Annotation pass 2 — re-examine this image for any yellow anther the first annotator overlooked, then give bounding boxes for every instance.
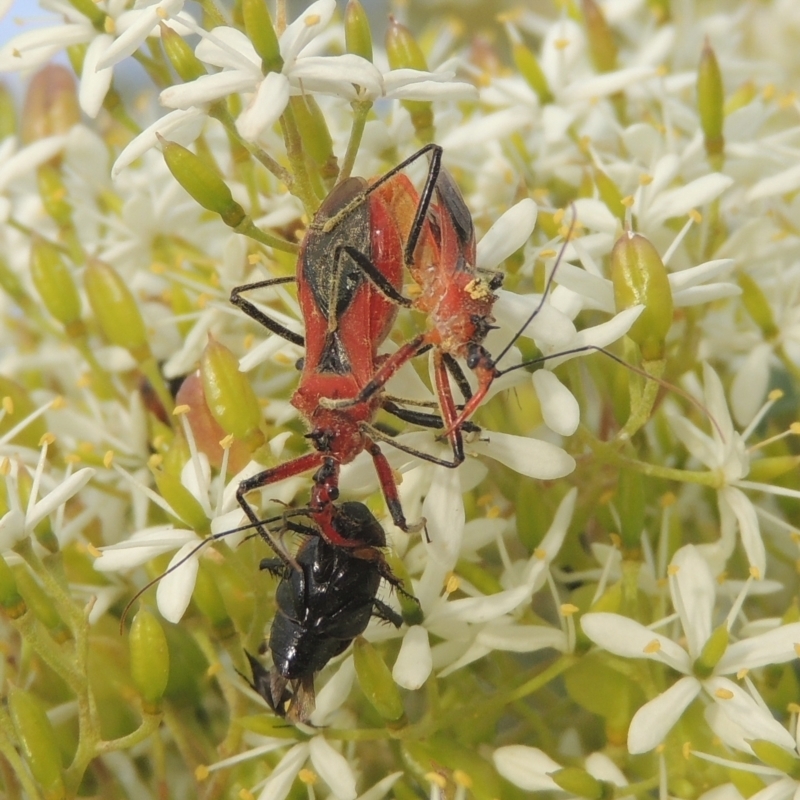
[643,639,662,654]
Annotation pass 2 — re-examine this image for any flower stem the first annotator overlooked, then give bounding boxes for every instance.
[339,101,373,182]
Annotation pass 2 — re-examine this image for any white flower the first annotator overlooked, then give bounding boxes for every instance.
[582,544,800,754]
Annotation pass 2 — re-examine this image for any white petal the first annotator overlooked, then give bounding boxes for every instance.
[477,623,567,653]
[705,677,796,750]
[581,613,690,672]
[392,626,432,690]
[747,162,800,201]
[476,198,538,271]
[717,622,800,674]
[668,414,717,467]
[195,26,259,70]
[722,486,765,577]
[0,135,67,193]
[669,545,715,660]
[561,66,658,102]
[98,0,184,69]
[492,745,561,791]
[28,468,95,530]
[672,283,742,306]
[236,72,290,141]
[646,173,734,225]
[0,509,26,550]
[111,107,206,177]
[532,370,579,436]
[257,743,309,800]
[0,24,91,72]
[161,70,255,109]
[311,657,355,726]
[309,737,357,800]
[422,467,464,570]
[279,0,336,65]
[356,773,403,800]
[93,527,197,571]
[730,343,772,428]
[668,259,735,292]
[469,431,575,480]
[156,541,200,623]
[427,585,532,625]
[627,676,701,753]
[702,362,735,444]
[289,55,383,97]
[79,35,115,118]
[585,753,627,786]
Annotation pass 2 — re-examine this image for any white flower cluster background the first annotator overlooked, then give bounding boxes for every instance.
[1,0,800,798]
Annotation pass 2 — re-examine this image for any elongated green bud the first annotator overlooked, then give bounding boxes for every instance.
[647,0,670,23]
[0,554,26,618]
[354,637,404,721]
[345,0,373,61]
[160,23,205,82]
[617,468,645,550]
[512,42,553,105]
[386,18,433,141]
[151,467,209,533]
[22,65,80,144]
[200,337,264,448]
[192,562,231,630]
[611,232,673,360]
[694,624,729,678]
[0,82,16,139]
[12,565,69,641]
[290,95,336,172]
[749,740,800,777]
[8,685,65,800]
[242,0,283,72]
[67,0,105,26]
[551,768,605,800]
[738,272,777,338]
[37,166,73,227]
[30,238,82,330]
[160,138,246,228]
[698,39,724,163]
[594,168,625,222]
[84,258,149,359]
[130,607,170,713]
[583,0,617,72]
[748,455,800,483]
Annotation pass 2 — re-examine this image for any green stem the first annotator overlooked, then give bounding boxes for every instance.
[279,104,317,215]
[235,217,299,254]
[95,713,162,754]
[339,101,372,182]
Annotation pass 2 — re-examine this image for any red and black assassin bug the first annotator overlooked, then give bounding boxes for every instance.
[244,500,407,723]
[231,145,479,548]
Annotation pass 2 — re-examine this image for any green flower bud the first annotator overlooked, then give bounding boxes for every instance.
[512,42,553,105]
[0,377,48,449]
[582,0,617,73]
[242,0,283,72]
[151,466,209,533]
[67,0,105,26]
[594,168,625,223]
[694,623,729,678]
[37,166,73,227]
[0,255,32,308]
[191,561,231,630]
[84,258,150,359]
[749,740,800,777]
[22,65,80,144]
[0,81,16,140]
[617,468,645,550]
[200,336,264,448]
[748,455,800,483]
[647,0,670,23]
[30,238,82,329]
[386,19,433,142]
[354,637,404,721]
[12,565,69,641]
[0,554,26,618]
[8,685,65,800]
[611,232,673,361]
[130,607,170,713]
[698,39,725,162]
[160,22,205,82]
[161,138,246,228]
[345,0,373,61]
[738,272,778,339]
[290,95,336,173]
[725,81,757,116]
[551,768,604,800]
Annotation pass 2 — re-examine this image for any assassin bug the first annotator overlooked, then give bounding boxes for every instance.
[231,145,481,547]
[244,500,407,722]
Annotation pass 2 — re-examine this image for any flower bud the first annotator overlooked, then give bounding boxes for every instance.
[617,468,645,550]
[550,768,604,800]
[583,0,617,73]
[290,95,336,176]
[610,232,673,361]
[200,337,264,448]
[84,258,149,359]
[749,740,800,776]
[594,168,625,222]
[748,455,800,483]
[386,18,433,141]
[0,81,17,140]
[67,0,105,26]
[647,0,670,23]
[694,623,729,678]
[37,166,73,228]
[725,80,756,116]
[151,467,209,533]
[160,23,205,82]
[191,562,231,631]
[12,564,69,642]
[354,637,404,721]
[698,39,725,162]
[242,0,283,72]
[0,554,26,618]
[160,138,246,228]
[345,0,373,61]
[512,41,553,105]
[738,272,778,338]
[130,607,170,713]
[8,685,66,800]
[22,65,80,144]
[0,376,48,449]
[30,238,82,329]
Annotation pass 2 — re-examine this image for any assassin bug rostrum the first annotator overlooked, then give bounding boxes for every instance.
[244,500,408,723]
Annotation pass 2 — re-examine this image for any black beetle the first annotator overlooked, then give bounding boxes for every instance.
[246,501,408,722]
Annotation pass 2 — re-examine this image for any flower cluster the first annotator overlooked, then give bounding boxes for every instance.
[1,0,800,798]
